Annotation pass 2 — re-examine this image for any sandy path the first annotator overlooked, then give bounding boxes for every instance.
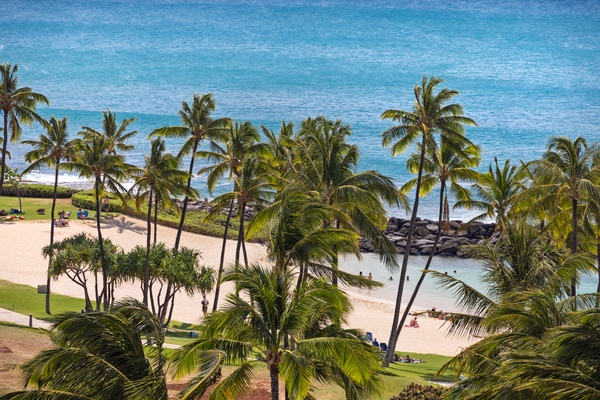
[0,216,478,356]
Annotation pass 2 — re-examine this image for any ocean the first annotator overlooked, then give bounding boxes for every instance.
[2,0,600,305]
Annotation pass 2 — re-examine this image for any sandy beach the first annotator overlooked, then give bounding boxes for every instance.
[0,216,479,357]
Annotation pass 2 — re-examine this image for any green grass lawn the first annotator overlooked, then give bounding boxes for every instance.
[0,197,95,222]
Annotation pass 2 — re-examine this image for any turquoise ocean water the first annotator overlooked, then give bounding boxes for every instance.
[2,0,600,307]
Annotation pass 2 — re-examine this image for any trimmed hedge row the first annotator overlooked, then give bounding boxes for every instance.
[3,184,81,198]
[71,190,243,240]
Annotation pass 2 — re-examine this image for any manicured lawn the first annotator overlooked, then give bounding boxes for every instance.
[0,197,94,222]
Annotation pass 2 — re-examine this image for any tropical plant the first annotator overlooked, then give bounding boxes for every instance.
[380,75,476,366]
[455,157,527,233]
[297,116,403,286]
[526,136,600,296]
[118,244,214,326]
[4,167,23,212]
[65,130,129,310]
[442,292,600,400]
[393,139,480,339]
[22,115,76,314]
[0,298,168,400]
[0,63,49,196]
[128,138,196,306]
[149,93,226,250]
[43,233,120,312]
[428,220,595,338]
[170,264,383,400]
[198,119,265,310]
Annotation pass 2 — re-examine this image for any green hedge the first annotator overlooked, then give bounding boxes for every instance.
[3,184,80,198]
[71,190,250,241]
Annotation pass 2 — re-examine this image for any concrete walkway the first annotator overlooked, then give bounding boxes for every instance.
[0,307,52,329]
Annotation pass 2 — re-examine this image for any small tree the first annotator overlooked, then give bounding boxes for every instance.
[4,167,22,212]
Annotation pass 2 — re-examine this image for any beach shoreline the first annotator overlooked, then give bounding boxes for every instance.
[0,215,479,356]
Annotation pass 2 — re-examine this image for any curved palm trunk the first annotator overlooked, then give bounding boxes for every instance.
[212,201,234,311]
[174,142,198,251]
[94,178,109,311]
[45,164,60,314]
[394,181,446,342]
[383,142,427,367]
[270,364,279,400]
[143,190,153,306]
[0,112,8,196]
[235,201,247,267]
[597,237,600,294]
[571,198,578,297]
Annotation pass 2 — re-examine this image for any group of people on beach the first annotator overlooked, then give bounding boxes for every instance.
[392,354,424,363]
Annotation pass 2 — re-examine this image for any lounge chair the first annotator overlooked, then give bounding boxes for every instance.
[380,342,387,352]
[83,210,89,218]
[365,331,373,342]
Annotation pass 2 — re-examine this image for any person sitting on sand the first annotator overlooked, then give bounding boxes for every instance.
[58,215,69,227]
[372,338,379,348]
[409,317,419,328]
[77,208,85,219]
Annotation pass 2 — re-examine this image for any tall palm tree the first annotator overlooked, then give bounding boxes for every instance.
[149,93,226,250]
[171,264,383,400]
[81,109,137,155]
[22,116,77,314]
[456,157,527,233]
[209,155,272,269]
[0,63,49,196]
[198,119,264,310]
[261,120,297,188]
[528,136,600,296]
[66,132,129,311]
[129,138,196,306]
[1,299,169,400]
[393,139,480,338]
[297,116,403,285]
[380,76,476,366]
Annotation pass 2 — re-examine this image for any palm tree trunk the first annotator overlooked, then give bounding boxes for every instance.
[571,198,578,297]
[383,142,427,367]
[212,201,234,311]
[270,364,279,400]
[174,142,198,251]
[597,236,600,294]
[153,193,159,245]
[94,177,110,311]
[235,201,246,267]
[0,112,8,196]
[395,181,446,342]
[143,190,153,306]
[46,164,60,314]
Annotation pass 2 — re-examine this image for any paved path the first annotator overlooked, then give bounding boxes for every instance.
[0,308,52,329]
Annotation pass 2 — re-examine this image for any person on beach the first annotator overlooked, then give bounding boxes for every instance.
[359,271,363,276]
[368,273,372,280]
[201,295,209,317]
[409,317,419,328]
[372,338,379,348]
[103,196,110,213]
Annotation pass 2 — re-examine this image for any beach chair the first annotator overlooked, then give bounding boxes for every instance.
[365,331,373,342]
[64,211,72,219]
[379,342,387,352]
[83,210,89,218]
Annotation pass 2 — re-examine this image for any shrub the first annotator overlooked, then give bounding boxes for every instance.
[3,184,80,198]
[390,383,447,400]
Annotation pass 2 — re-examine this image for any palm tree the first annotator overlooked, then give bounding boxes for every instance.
[22,116,77,314]
[198,119,264,311]
[149,93,226,250]
[442,292,600,399]
[380,75,476,366]
[1,299,169,399]
[171,264,383,400]
[129,138,196,306]
[456,157,527,233]
[428,220,594,338]
[261,120,297,188]
[81,109,137,155]
[297,116,403,285]
[66,132,129,311]
[0,63,49,196]
[393,139,480,339]
[209,155,272,269]
[528,136,600,296]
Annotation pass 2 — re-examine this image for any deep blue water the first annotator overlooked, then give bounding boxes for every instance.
[2,0,600,304]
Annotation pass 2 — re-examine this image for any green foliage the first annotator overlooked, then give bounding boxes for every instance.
[390,383,447,400]
[2,183,79,198]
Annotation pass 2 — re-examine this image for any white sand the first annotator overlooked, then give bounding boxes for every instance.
[0,216,478,356]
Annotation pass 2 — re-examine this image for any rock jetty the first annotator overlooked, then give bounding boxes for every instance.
[359,217,498,258]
